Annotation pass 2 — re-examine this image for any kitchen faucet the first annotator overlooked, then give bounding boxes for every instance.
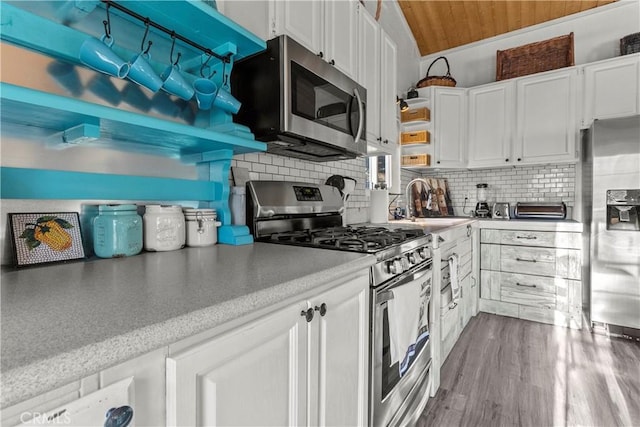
[405,178,430,221]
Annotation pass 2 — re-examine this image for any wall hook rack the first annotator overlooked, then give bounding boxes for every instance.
[101,0,231,64]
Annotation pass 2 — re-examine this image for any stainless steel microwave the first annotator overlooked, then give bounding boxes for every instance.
[231,35,367,162]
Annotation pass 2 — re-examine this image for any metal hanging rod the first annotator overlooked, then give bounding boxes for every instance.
[100,0,230,63]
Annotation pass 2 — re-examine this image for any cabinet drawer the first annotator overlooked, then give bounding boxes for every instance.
[500,245,581,279]
[401,130,430,145]
[401,107,430,123]
[481,229,581,249]
[402,154,430,166]
[499,230,581,249]
[501,283,556,309]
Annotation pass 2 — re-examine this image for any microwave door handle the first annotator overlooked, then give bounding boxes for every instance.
[353,87,364,144]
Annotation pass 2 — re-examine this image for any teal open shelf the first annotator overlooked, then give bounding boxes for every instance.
[0,83,266,158]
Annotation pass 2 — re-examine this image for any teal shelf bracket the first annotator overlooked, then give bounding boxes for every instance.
[190,149,253,246]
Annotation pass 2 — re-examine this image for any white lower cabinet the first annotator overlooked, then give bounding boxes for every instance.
[479,228,582,329]
[2,349,166,427]
[436,224,475,367]
[166,271,369,426]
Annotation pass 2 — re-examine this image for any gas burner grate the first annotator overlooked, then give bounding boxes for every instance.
[266,225,427,253]
[270,231,310,243]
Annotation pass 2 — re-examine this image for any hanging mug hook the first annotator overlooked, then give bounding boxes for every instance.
[200,53,216,79]
[140,20,152,54]
[102,3,112,40]
[168,33,183,66]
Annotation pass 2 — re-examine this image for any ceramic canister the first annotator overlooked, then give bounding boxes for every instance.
[143,205,186,251]
[93,204,143,258]
[183,208,221,247]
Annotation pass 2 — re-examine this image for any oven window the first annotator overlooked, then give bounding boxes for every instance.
[290,61,358,137]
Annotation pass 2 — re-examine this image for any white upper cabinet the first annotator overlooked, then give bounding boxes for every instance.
[358,7,397,155]
[274,0,323,55]
[358,6,381,149]
[433,87,467,168]
[274,0,358,80]
[582,53,640,128]
[514,68,578,165]
[324,0,359,79]
[467,82,515,168]
[380,30,399,149]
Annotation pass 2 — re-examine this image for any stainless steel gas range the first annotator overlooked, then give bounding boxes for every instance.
[247,180,434,426]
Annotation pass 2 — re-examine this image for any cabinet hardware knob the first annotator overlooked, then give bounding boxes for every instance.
[330,59,335,65]
[377,137,382,141]
[301,308,314,322]
[383,139,388,144]
[314,303,327,316]
[517,158,522,161]
[437,161,440,164]
[318,51,324,58]
[505,158,509,162]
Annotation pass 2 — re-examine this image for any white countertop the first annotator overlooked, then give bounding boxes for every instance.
[0,243,375,408]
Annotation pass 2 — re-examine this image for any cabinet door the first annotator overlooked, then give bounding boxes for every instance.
[515,69,578,164]
[467,82,514,168]
[275,0,322,55]
[380,30,398,148]
[309,273,369,427]
[324,0,358,80]
[583,54,640,128]
[357,5,381,147]
[167,301,308,426]
[433,88,467,168]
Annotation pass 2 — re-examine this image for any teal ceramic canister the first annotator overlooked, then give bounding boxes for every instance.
[93,204,143,258]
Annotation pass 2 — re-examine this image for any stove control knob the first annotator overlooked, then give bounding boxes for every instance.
[408,252,417,264]
[388,259,403,274]
[401,257,411,270]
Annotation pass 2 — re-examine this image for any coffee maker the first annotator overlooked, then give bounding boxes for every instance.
[475,183,491,218]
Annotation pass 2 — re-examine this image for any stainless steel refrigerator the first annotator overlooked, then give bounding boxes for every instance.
[582,115,640,335]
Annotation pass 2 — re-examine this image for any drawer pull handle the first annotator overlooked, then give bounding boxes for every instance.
[516,282,537,288]
[516,257,537,263]
[516,235,537,240]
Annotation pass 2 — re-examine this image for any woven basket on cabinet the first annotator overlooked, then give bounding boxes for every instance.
[496,32,574,81]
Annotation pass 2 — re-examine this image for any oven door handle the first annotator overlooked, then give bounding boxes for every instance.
[378,290,394,303]
[377,261,433,298]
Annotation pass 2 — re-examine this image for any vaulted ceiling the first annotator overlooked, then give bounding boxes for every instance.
[397,0,617,56]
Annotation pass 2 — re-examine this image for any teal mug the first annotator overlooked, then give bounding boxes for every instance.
[79,35,129,79]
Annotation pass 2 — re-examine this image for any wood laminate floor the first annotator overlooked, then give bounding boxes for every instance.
[418,312,640,426]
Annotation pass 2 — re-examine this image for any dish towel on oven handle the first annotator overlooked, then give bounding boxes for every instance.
[449,253,460,305]
[388,277,432,378]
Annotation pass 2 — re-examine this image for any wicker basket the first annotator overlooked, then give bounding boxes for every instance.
[496,33,574,81]
[401,154,430,167]
[401,130,430,145]
[400,107,430,123]
[621,32,640,55]
[417,57,457,88]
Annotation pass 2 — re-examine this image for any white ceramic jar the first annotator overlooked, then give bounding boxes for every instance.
[143,205,185,251]
[183,208,221,247]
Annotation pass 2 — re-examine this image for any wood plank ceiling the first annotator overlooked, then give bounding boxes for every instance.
[397,0,617,56]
